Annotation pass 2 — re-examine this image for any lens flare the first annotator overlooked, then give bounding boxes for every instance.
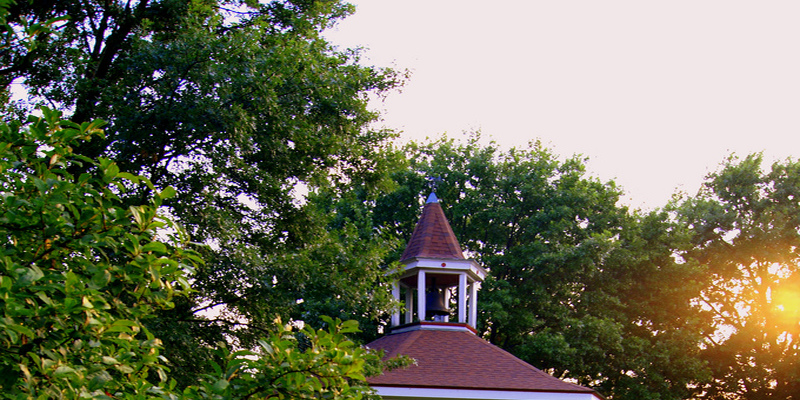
[772,287,800,329]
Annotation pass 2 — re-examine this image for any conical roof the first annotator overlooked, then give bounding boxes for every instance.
[400,193,464,261]
[366,329,598,394]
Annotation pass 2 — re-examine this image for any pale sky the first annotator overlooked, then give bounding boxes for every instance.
[325,1,800,210]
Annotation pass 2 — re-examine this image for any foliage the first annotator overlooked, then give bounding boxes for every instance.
[677,154,800,400]
[3,0,406,384]
[0,107,396,399]
[586,210,713,399]
[0,0,65,90]
[186,316,389,400]
[0,107,196,397]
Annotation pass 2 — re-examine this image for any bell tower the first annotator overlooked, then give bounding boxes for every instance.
[368,193,603,400]
[390,193,486,332]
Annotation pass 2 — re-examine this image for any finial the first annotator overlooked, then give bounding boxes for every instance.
[425,176,443,204]
[426,176,442,190]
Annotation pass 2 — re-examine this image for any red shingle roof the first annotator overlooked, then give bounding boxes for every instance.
[400,197,464,261]
[366,329,596,394]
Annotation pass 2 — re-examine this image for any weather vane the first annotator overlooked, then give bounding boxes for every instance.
[426,176,443,193]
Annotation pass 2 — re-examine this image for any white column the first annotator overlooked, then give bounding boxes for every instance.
[469,281,479,327]
[405,287,413,324]
[458,273,467,323]
[417,270,426,321]
[391,282,400,326]
[443,287,451,323]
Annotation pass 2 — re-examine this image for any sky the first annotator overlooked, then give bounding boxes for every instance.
[324,1,800,210]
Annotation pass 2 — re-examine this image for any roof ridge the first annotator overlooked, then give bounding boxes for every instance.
[470,333,591,391]
[386,329,422,359]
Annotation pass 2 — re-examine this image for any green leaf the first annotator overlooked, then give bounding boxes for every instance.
[129,206,145,229]
[53,365,76,378]
[211,379,229,393]
[18,264,44,285]
[5,324,35,341]
[81,296,94,309]
[115,364,134,374]
[142,242,167,253]
[339,319,360,334]
[158,186,176,200]
[101,356,118,365]
[117,172,138,183]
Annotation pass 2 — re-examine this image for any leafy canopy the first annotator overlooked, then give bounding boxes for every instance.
[3,0,407,383]
[0,106,196,397]
[677,154,800,400]
[0,106,398,399]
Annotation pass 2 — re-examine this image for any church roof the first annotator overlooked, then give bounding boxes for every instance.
[366,329,597,394]
[400,194,465,261]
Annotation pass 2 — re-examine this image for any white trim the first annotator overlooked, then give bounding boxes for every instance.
[443,287,451,322]
[399,269,472,280]
[391,282,401,326]
[469,281,479,327]
[417,270,426,321]
[402,258,487,282]
[375,387,602,400]
[405,288,414,324]
[458,273,468,323]
[389,322,475,335]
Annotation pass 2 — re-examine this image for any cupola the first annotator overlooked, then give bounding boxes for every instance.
[367,192,603,400]
[389,193,486,332]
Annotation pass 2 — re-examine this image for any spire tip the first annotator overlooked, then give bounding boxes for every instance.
[426,192,439,204]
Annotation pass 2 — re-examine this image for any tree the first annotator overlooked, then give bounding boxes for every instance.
[677,154,800,400]
[0,106,398,399]
[585,209,712,399]
[0,107,196,397]
[320,134,713,400]
[4,0,405,383]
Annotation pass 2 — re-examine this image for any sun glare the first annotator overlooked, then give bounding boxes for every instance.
[772,287,800,326]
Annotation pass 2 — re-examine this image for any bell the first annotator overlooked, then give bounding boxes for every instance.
[426,285,450,319]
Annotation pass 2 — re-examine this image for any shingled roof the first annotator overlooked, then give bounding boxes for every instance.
[400,193,464,261]
[366,329,596,394]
